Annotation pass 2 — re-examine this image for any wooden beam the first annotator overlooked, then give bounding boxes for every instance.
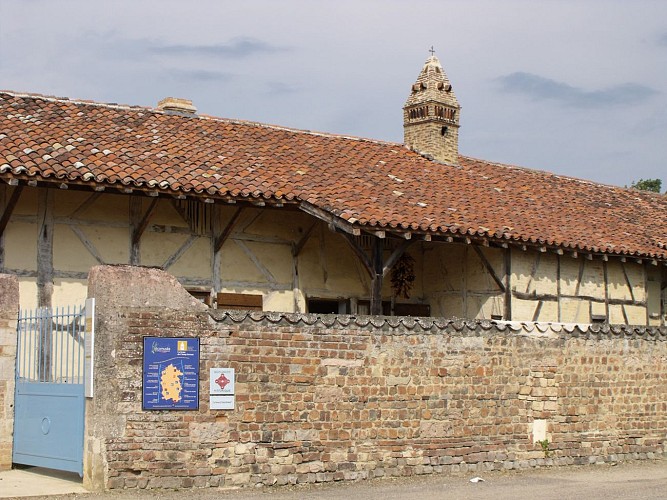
[504,247,512,320]
[293,222,317,258]
[573,259,585,297]
[129,197,142,265]
[0,185,23,238]
[524,252,541,294]
[37,189,54,308]
[132,197,159,245]
[340,232,373,277]
[70,226,105,265]
[364,229,386,239]
[214,207,244,253]
[299,201,360,236]
[212,205,222,292]
[291,242,300,313]
[532,300,544,322]
[512,289,646,307]
[556,254,561,322]
[162,234,198,270]
[621,263,635,300]
[69,192,101,219]
[603,260,610,320]
[472,245,506,293]
[235,240,276,283]
[382,239,414,277]
[370,237,384,315]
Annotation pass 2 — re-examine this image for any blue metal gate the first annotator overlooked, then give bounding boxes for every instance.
[13,305,86,475]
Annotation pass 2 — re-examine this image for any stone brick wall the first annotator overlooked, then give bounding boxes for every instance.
[0,274,19,470]
[85,266,667,490]
[404,119,459,164]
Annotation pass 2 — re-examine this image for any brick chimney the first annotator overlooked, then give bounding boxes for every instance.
[157,97,197,116]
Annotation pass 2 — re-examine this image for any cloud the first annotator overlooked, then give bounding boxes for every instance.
[265,81,300,95]
[166,69,234,82]
[497,72,658,107]
[659,32,667,46]
[149,37,288,58]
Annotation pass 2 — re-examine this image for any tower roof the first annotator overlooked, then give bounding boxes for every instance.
[404,55,460,109]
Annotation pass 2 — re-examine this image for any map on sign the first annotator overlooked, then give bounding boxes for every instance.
[160,361,184,403]
[142,337,199,410]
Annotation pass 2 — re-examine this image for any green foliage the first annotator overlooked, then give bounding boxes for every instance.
[537,439,551,458]
[630,178,662,193]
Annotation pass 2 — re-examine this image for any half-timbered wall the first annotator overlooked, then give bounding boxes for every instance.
[0,185,664,326]
[422,241,662,324]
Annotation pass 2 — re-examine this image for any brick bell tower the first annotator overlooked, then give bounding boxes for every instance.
[403,51,461,164]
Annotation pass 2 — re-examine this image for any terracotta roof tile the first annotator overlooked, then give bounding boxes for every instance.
[1,90,666,260]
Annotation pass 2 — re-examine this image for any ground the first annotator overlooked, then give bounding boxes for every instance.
[4,460,667,500]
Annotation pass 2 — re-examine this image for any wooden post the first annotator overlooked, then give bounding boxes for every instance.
[556,254,561,322]
[129,197,142,265]
[212,205,222,293]
[37,189,54,308]
[504,247,512,320]
[603,260,610,321]
[37,189,54,381]
[370,237,384,315]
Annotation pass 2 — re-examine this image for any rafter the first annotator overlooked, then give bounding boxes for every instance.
[299,201,360,236]
[382,239,414,277]
[214,207,244,253]
[472,245,506,293]
[131,198,159,245]
[0,185,23,238]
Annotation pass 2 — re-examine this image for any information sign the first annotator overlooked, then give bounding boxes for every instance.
[142,337,199,410]
[210,367,235,410]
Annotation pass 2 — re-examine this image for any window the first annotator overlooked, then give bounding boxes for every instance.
[186,287,213,306]
[307,298,350,314]
[357,300,430,317]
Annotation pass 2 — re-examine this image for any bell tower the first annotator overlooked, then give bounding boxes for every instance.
[403,51,460,164]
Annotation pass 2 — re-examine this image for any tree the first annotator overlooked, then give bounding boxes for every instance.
[630,178,662,193]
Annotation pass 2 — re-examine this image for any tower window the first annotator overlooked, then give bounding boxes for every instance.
[441,126,448,136]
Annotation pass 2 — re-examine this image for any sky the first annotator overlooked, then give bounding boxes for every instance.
[0,0,665,188]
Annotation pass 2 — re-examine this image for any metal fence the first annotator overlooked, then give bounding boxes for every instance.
[16,305,86,384]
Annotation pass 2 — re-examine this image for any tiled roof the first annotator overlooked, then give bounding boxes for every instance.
[1,91,666,260]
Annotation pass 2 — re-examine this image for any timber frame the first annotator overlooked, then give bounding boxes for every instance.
[1,175,666,325]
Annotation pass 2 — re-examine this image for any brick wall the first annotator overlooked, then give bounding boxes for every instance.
[0,274,19,470]
[85,266,667,490]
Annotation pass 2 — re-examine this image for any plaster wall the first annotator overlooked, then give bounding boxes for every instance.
[0,187,663,325]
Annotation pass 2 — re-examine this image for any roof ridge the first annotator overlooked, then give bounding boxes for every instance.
[459,154,663,195]
[0,89,407,148]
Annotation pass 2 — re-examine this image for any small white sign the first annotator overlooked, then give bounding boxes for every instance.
[84,297,95,398]
[210,395,235,410]
[210,367,235,410]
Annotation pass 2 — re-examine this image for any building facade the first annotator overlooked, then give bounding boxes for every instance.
[0,55,665,325]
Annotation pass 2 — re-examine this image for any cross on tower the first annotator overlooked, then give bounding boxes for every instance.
[429,46,435,56]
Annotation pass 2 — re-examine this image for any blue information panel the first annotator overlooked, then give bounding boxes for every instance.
[142,337,199,410]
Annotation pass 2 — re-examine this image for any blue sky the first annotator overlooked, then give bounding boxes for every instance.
[1,0,665,188]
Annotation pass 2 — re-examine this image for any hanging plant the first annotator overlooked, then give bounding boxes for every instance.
[391,252,416,299]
